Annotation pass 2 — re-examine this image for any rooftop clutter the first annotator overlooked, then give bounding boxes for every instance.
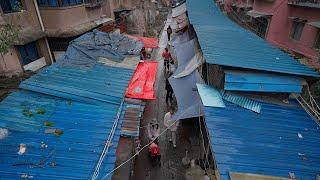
[0,30,142,179]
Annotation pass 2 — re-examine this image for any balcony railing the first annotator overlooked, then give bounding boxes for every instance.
[84,0,104,8]
[288,0,320,8]
[37,0,83,8]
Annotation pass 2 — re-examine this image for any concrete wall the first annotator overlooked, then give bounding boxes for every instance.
[253,0,320,60]
[39,4,106,31]
[0,49,23,77]
[0,0,45,77]
[1,0,42,33]
[107,0,143,19]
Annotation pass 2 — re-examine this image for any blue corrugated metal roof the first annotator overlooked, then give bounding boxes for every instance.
[0,31,137,179]
[0,91,123,179]
[204,100,320,179]
[186,0,320,77]
[20,64,133,106]
[222,91,262,113]
[197,84,225,107]
[224,70,304,93]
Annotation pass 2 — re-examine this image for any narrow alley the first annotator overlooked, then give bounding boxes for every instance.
[133,17,204,180]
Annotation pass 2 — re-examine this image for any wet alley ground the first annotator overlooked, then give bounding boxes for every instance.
[133,18,203,180]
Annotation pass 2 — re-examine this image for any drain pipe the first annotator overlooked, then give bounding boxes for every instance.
[33,0,54,64]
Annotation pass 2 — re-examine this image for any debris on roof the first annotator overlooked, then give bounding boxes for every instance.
[0,30,140,179]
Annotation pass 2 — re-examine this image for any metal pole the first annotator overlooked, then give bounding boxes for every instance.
[33,0,54,64]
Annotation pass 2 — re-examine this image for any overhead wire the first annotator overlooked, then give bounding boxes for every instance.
[101,113,180,180]
[91,99,125,180]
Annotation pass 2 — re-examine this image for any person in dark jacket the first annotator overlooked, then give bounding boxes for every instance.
[165,78,173,105]
[140,47,147,60]
[167,26,172,41]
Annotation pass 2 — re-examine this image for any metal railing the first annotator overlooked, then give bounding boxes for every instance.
[288,0,320,6]
[84,0,104,7]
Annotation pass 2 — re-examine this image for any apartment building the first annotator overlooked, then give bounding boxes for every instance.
[0,0,120,77]
[220,0,320,66]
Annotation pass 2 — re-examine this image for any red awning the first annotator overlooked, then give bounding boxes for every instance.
[126,34,159,48]
[126,61,158,100]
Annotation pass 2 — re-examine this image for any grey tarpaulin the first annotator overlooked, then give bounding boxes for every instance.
[169,38,204,120]
[169,70,204,120]
[57,30,144,68]
[170,30,190,47]
[173,39,205,78]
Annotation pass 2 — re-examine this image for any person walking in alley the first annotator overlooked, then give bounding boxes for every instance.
[167,25,172,41]
[164,107,179,148]
[140,47,147,60]
[165,78,173,105]
[147,120,160,142]
[162,47,172,72]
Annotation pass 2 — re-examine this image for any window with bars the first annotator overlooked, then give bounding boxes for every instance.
[37,0,83,7]
[291,21,305,40]
[0,0,22,14]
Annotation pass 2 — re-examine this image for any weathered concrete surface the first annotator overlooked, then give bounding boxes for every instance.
[133,16,203,180]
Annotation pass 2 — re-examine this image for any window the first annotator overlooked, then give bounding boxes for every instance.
[0,0,22,14]
[291,21,305,40]
[17,42,40,65]
[314,31,320,50]
[37,0,83,7]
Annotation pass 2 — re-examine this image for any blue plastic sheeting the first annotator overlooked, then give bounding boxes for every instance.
[57,30,143,67]
[224,70,304,93]
[222,91,262,113]
[204,101,320,180]
[197,84,225,108]
[186,0,319,77]
[20,64,133,106]
[0,91,122,179]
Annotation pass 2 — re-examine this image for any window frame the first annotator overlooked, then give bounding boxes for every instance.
[17,42,41,66]
[290,20,305,41]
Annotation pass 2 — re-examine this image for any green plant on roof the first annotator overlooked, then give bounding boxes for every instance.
[36,108,46,115]
[67,101,72,106]
[22,109,33,117]
[44,121,54,127]
[54,129,64,136]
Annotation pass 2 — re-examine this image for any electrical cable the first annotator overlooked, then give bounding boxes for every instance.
[91,99,125,180]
